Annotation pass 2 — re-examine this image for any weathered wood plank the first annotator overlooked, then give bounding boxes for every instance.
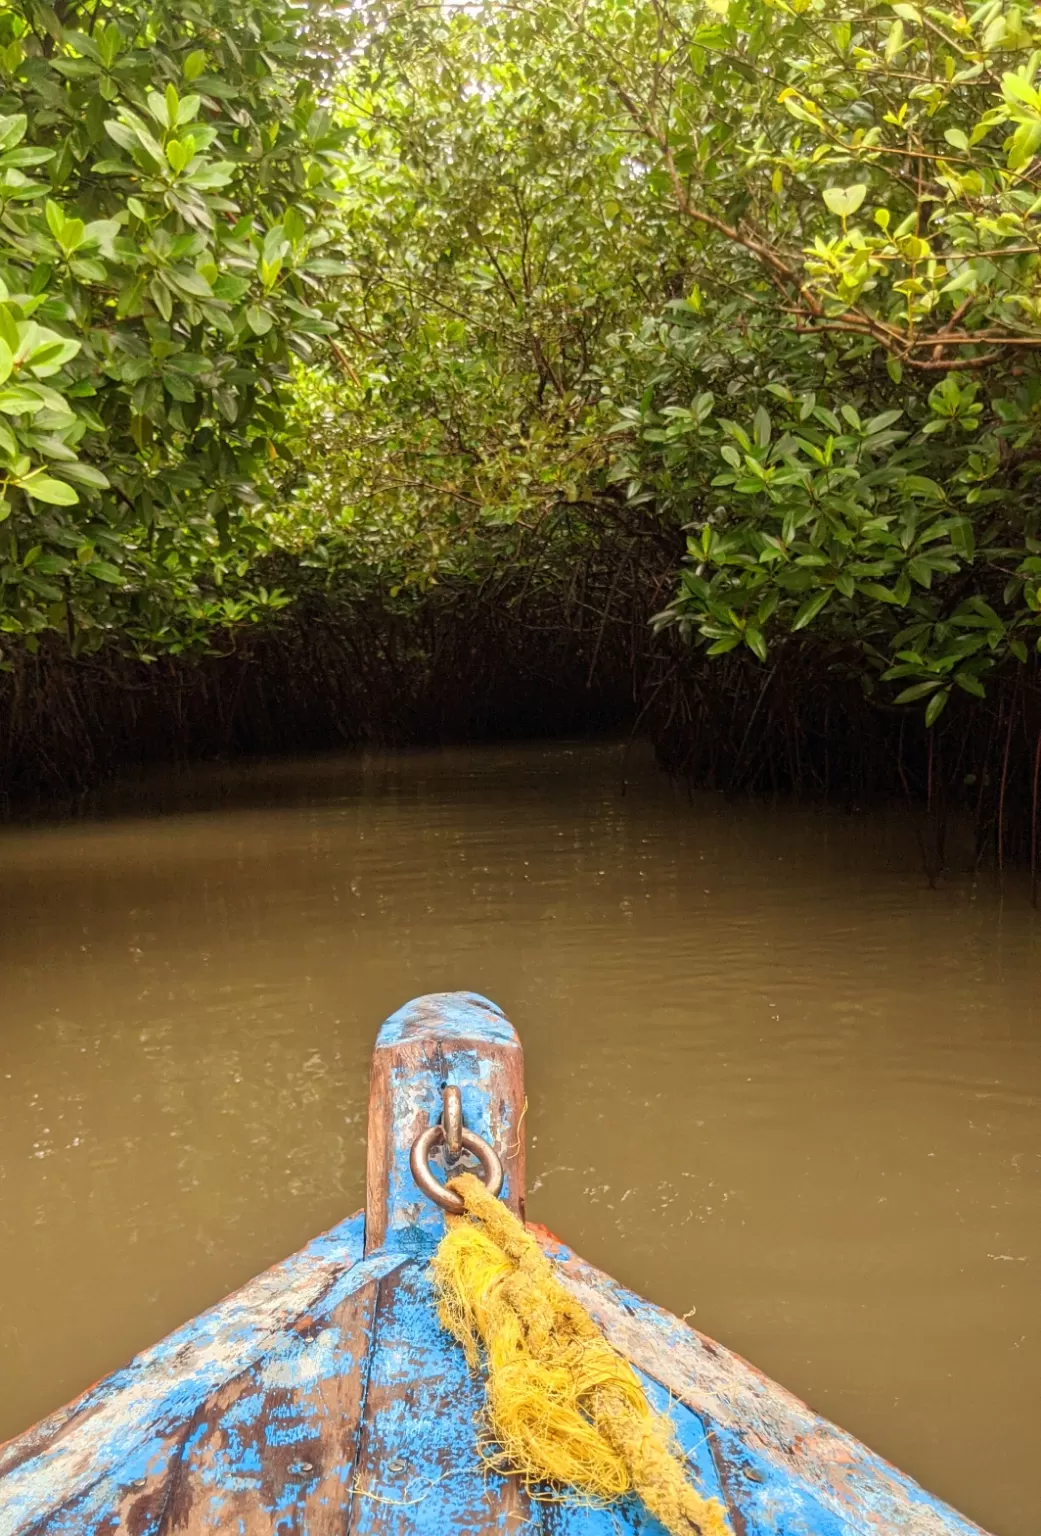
[531,1228,990,1536]
[364,992,526,1256]
[155,1276,380,1534]
[346,1261,534,1536]
[0,1216,399,1536]
[2,993,992,1536]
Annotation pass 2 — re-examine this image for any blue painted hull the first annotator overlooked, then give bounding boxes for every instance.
[0,995,992,1535]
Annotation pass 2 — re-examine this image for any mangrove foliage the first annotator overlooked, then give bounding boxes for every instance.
[5,0,1041,866]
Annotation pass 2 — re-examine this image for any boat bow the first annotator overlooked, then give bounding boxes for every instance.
[0,993,991,1536]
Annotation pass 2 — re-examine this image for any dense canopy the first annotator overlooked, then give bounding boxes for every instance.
[5,0,1041,855]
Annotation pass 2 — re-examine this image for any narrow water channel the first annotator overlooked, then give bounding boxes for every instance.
[1,742,1037,1534]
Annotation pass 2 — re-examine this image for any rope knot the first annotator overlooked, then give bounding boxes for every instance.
[430,1172,731,1536]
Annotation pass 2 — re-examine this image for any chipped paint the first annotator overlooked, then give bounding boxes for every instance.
[368,992,524,1255]
[532,1229,988,1536]
[381,1051,510,1253]
[347,1263,530,1534]
[0,1217,396,1536]
[376,993,515,1049]
[0,994,994,1536]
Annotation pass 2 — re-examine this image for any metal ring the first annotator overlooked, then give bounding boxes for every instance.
[409,1123,504,1213]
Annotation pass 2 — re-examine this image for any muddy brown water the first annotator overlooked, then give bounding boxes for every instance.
[1,742,1038,1533]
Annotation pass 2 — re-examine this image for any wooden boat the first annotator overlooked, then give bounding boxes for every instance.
[0,992,991,1536]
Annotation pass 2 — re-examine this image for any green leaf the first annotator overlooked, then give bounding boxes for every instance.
[954,672,986,698]
[0,386,46,415]
[941,265,978,295]
[823,183,867,218]
[865,409,903,434]
[925,688,950,727]
[34,553,71,575]
[950,519,976,559]
[263,224,289,264]
[21,474,79,505]
[0,113,27,153]
[166,138,193,173]
[745,626,768,662]
[127,115,166,166]
[60,461,109,488]
[103,119,137,155]
[163,371,196,402]
[28,337,81,377]
[894,679,944,703]
[149,276,173,322]
[284,206,307,246]
[1,146,53,170]
[1009,120,1041,171]
[213,274,251,302]
[167,268,214,299]
[185,160,234,189]
[246,305,274,335]
[791,589,832,630]
[901,475,945,500]
[84,560,123,583]
[859,581,902,604]
[303,258,352,276]
[1002,72,1041,111]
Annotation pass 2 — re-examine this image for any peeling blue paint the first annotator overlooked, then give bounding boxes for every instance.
[377,995,519,1255]
[0,1215,393,1536]
[0,995,991,1536]
[349,1262,526,1535]
[537,1232,987,1536]
[376,992,513,1048]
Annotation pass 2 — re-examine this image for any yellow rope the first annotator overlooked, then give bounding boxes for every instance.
[430,1172,732,1536]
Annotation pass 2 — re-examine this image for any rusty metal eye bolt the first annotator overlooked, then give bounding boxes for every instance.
[410,1088,504,1214]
